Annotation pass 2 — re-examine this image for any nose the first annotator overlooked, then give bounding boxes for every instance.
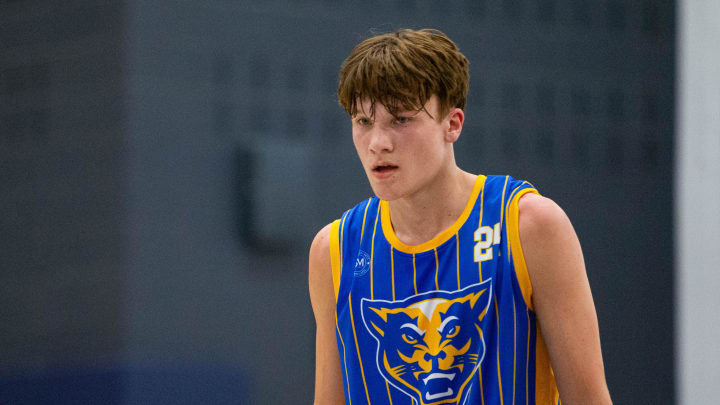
[368,127,393,154]
[423,350,447,363]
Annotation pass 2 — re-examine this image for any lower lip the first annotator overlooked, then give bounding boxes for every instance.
[372,167,397,179]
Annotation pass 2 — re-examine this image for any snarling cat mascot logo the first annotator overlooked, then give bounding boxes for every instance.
[361,279,492,405]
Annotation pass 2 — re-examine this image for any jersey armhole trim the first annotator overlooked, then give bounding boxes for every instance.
[507,188,539,311]
[329,219,342,302]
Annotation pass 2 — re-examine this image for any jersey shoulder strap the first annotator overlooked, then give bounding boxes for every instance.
[329,197,379,302]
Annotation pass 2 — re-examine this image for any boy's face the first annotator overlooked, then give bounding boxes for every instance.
[352,95,462,201]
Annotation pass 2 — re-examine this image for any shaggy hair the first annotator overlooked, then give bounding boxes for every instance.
[338,28,470,120]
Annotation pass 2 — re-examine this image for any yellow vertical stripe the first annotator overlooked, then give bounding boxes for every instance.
[498,176,510,232]
[455,233,461,289]
[478,181,486,224]
[535,323,559,404]
[369,207,380,300]
[390,248,395,300]
[526,308,530,405]
[497,176,510,258]
[477,181,487,404]
[434,248,439,290]
[329,219,342,301]
[478,366,486,405]
[348,293,372,405]
[412,254,418,294]
[385,381,394,405]
[359,198,372,243]
[387,249,396,405]
[477,184,486,281]
[496,296,504,405]
[340,213,347,265]
[512,298,517,405]
[335,316,352,405]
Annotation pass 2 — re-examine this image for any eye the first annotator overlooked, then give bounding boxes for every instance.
[445,325,460,338]
[402,333,418,344]
[400,323,424,344]
[439,316,460,338]
[355,117,372,126]
[393,116,410,125]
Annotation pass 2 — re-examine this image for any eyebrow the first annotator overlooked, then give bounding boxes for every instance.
[400,323,425,336]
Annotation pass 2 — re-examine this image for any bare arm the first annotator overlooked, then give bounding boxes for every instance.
[308,224,345,404]
[518,193,612,405]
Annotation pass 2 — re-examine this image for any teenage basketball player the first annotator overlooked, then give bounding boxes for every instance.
[309,28,612,405]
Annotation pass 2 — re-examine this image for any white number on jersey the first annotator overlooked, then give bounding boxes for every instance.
[474,222,501,262]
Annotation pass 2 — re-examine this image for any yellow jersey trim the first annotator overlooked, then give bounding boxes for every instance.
[512,298,517,405]
[506,188,540,311]
[380,175,487,254]
[329,219,342,302]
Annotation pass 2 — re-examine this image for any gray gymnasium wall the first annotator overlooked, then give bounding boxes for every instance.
[676,1,720,404]
[0,1,675,404]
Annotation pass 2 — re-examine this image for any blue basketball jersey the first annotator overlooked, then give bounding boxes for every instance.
[328,175,559,405]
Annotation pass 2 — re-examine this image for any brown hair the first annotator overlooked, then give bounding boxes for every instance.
[338,28,469,120]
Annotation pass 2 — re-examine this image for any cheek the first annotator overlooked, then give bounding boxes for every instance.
[409,138,444,166]
[352,134,366,158]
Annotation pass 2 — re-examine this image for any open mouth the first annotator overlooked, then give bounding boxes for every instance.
[419,371,457,401]
[422,372,456,384]
[372,164,398,173]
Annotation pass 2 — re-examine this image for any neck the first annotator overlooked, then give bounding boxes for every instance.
[387,166,477,246]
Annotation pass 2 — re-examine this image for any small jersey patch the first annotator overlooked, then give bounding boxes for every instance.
[354,250,371,277]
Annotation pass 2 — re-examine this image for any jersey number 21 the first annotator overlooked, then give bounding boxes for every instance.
[474,222,500,262]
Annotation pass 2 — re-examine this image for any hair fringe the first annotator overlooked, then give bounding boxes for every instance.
[338,28,469,120]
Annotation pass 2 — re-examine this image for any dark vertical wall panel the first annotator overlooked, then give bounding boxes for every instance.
[0,1,127,403]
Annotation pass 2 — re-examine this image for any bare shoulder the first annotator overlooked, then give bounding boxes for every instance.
[516,192,584,287]
[517,192,571,237]
[308,223,334,317]
[309,223,332,272]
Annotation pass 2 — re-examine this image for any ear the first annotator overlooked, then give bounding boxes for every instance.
[444,107,464,143]
[361,299,389,339]
[469,287,491,322]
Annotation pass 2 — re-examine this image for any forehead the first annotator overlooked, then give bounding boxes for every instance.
[355,95,440,118]
[408,298,447,320]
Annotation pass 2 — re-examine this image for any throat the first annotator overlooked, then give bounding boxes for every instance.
[386,172,478,246]
[391,209,457,246]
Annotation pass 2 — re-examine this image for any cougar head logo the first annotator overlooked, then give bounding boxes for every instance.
[361,280,492,405]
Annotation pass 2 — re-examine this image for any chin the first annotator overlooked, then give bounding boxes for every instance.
[373,191,398,201]
[369,183,406,202]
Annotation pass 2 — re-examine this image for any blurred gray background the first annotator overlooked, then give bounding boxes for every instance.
[0,0,705,404]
